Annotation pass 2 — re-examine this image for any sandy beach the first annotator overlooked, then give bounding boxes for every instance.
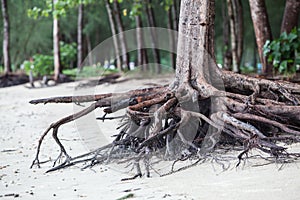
[1,77,300,200]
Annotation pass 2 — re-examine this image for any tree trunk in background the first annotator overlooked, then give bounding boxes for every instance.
[167,8,176,70]
[1,0,11,75]
[136,15,148,71]
[105,0,122,72]
[222,0,232,70]
[227,0,238,72]
[86,35,93,66]
[171,0,179,31]
[113,0,129,70]
[77,2,84,71]
[281,0,300,34]
[227,0,243,73]
[236,0,243,70]
[145,0,161,74]
[249,0,273,76]
[53,0,62,82]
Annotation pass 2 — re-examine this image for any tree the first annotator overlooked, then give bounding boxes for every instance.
[30,0,300,176]
[281,0,300,34]
[227,0,243,72]
[113,0,129,70]
[105,0,122,71]
[1,0,12,75]
[249,0,273,76]
[53,0,62,82]
[145,0,161,74]
[77,1,84,70]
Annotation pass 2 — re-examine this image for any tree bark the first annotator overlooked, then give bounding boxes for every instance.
[281,0,300,34]
[145,0,161,74]
[105,0,122,72]
[171,0,179,31]
[167,7,176,70]
[249,0,273,76]
[1,0,11,75]
[135,15,148,71]
[222,0,232,70]
[77,2,84,71]
[113,0,129,70]
[30,0,300,174]
[227,0,243,73]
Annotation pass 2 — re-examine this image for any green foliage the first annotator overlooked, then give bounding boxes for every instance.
[263,28,300,76]
[23,54,54,76]
[60,41,77,68]
[22,42,77,76]
[28,0,96,19]
[63,66,118,78]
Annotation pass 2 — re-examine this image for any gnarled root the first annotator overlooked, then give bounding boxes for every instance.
[30,74,300,177]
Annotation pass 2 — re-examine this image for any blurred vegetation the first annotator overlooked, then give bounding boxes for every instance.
[0,0,295,77]
[264,28,300,77]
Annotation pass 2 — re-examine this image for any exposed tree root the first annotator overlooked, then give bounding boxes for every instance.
[29,72,300,177]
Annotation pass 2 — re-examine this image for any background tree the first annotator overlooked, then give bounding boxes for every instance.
[53,0,62,81]
[77,0,84,70]
[145,0,161,74]
[249,0,273,76]
[105,0,122,71]
[281,0,300,34]
[1,0,11,75]
[113,0,129,70]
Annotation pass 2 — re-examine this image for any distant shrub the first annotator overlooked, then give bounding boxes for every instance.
[22,41,77,76]
[263,28,300,77]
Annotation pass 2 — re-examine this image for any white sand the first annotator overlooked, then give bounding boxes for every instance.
[1,77,300,200]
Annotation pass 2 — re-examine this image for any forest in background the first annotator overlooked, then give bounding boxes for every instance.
[0,0,292,77]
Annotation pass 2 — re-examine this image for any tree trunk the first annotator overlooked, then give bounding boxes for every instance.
[222,0,232,70]
[236,0,243,69]
[145,0,161,74]
[227,0,243,73]
[30,0,300,175]
[281,0,300,34]
[53,0,62,82]
[249,0,273,76]
[113,0,129,70]
[171,0,179,31]
[105,0,122,72]
[227,0,239,72]
[77,2,84,71]
[135,15,148,71]
[1,0,11,75]
[167,7,176,70]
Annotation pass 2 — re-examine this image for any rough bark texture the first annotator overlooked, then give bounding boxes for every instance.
[249,0,273,76]
[77,3,84,71]
[105,0,122,72]
[30,0,300,177]
[1,0,11,75]
[113,0,129,70]
[281,0,300,34]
